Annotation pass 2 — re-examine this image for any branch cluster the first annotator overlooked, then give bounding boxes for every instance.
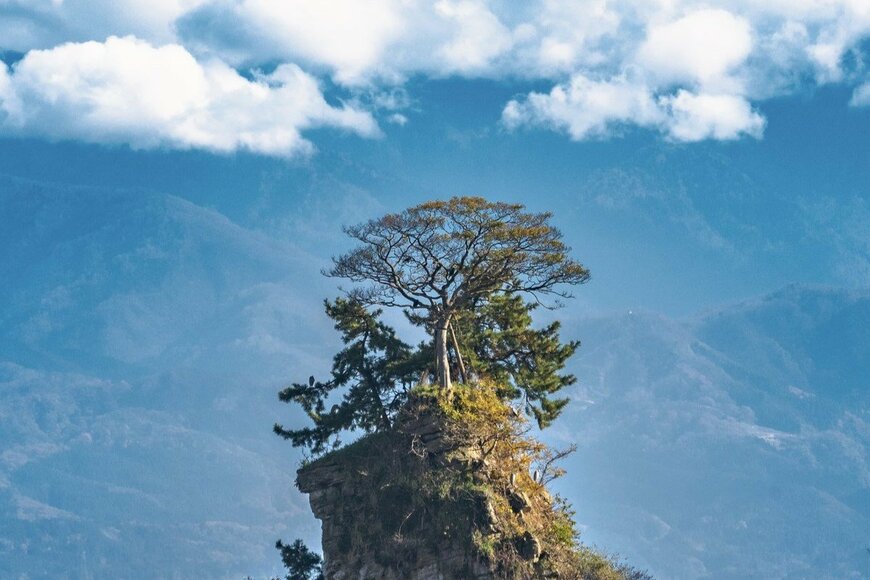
[328,197,589,316]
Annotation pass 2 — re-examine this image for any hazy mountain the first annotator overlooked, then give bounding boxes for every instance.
[559,285,870,579]
[1,177,867,578]
[0,177,334,579]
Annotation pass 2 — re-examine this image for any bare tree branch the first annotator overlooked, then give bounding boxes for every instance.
[326,197,590,389]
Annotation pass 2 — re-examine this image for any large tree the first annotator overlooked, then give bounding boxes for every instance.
[275,290,580,454]
[329,197,589,389]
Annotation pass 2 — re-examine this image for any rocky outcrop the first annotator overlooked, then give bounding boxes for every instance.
[297,403,493,579]
[295,385,635,580]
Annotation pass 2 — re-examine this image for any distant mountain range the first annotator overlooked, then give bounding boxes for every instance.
[0,177,332,579]
[1,177,867,579]
[560,285,870,578]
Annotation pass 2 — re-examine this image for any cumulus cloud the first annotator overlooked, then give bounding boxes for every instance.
[504,7,772,142]
[176,0,517,83]
[502,74,662,139]
[851,82,870,107]
[433,0,513,74]
[1,0,870,149]
[636,9,753,89]
[520,0,622,75]
[177,0,406,85]
[661,91,765,141]
[503,80,764,143]
[0,36,379,157]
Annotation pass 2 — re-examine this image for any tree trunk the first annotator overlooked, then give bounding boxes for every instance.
[434,320,451,390]
[449,322,468,384]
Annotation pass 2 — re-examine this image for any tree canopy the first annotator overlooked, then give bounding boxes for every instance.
[328,197,589,388]
[275,196,589,455]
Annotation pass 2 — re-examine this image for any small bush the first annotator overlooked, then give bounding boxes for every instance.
[274,539,323,580]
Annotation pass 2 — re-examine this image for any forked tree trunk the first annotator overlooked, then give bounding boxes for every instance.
[434,319,452,389]
[449,322,468,384]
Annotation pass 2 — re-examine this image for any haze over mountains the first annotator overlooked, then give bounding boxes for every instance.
[1,178,868,579]
[1,177,331,578]
[561,286,870,578]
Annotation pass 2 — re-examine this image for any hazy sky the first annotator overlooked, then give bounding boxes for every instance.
[2,1,868,320]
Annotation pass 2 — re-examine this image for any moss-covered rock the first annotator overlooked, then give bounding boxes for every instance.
[297,383,647,580]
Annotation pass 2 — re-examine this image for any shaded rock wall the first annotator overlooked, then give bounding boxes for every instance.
[294,385,624,580]
[296,405,492,579]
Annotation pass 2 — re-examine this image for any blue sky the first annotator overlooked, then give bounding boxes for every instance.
[1,2,869,320]
[1,75,867,318]
[1,2,870,578]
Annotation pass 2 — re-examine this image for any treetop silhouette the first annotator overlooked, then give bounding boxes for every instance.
[328,196,589,389]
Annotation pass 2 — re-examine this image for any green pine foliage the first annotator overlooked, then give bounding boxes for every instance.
[453,293,579,428]
[275,539,323,580]
[275,291,580,456]
[273,297,423,455]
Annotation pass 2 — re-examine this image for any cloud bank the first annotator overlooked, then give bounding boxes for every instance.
[0,0,869,155]
[0,36,377,157]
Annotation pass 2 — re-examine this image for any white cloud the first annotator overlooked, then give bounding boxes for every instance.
[0,36,379,157]
[524,0,621,74]
[433,0,513,74]
[661,90,765,141]
[176,0,516,83]
[851,82,870,107]
[503,79,764,143]
[503,73,662,139]
[1,0,870,149]
[189,0,406,85]
[801,0,870,81]
[500,1,870,142]
[637,9,753,89]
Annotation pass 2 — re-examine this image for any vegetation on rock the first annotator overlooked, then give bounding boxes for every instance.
[451,292,580,428]
[273,197,649,578]
[293,383,650,579]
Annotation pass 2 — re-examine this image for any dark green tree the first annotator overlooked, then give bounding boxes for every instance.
[451,293,579,428]
[273,297,423,455]
[275,539,323,580]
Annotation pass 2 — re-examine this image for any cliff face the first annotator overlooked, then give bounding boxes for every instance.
[296,402,493,579]
[295,385,623,580]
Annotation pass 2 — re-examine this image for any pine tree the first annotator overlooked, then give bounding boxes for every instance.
[273,297,423,455]
[274,539,323,580]
[451,293,579,428]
